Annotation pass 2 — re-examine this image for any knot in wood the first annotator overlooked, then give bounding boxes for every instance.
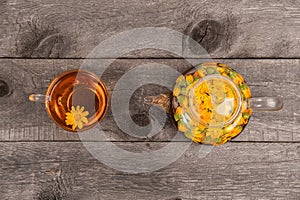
[186,20,224,53]
[0,80,10,97]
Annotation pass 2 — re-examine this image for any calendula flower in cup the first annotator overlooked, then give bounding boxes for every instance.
[65,105,89,130]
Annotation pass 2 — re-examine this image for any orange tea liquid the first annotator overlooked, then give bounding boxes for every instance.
[46,70,109,132]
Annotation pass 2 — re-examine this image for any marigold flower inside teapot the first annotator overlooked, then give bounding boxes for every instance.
[144,62,283,146]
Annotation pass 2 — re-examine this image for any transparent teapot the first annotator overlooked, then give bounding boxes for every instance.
[145,62,283,146]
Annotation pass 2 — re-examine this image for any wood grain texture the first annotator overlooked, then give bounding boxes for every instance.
[0,58,299,142]
[0,142,299,199]
[0,0,300,58]
[1,1,299,199]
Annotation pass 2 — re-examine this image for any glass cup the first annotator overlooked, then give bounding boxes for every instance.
[29,70,109,132]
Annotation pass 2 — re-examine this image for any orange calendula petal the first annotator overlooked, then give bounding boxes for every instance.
[242,87,252,98]
[197,123,206,131]
[67,121,74,126]
[176,75,185,83]
[231,126,243,136]
[178,122,187,133]
[241,101,248,112]
[173,86,181,97]
[78,121,83,129]
[192,134,203,143]
[193,70,200,78]
[224,124,234,133]
[234,114,246,125]
[191,127,200,137]
[237,74,244,82]
[82,111,89,117]
[218,63,227,68]
[186,75,193,84]
[232,78,241,85]
[220,72,228,77]
[80,106,85,112]
[65,118,74,124]
[82,117,88,123]
[181,97,188,107]
[175,107,184,115]
[244,108,252,116]
[217,67,225,73]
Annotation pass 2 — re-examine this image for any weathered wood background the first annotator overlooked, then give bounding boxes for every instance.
[0,0,299,199]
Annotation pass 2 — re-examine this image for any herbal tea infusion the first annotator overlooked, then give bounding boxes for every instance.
[173,63,252,145]
[143,62,280,146]
[30,70,109,132]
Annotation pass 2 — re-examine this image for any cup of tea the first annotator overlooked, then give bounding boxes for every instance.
[29,70,109,132]
[144,62,283,146]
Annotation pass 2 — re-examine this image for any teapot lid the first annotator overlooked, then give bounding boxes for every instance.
[188,75,242,128]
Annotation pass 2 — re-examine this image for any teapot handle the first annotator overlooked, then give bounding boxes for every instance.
[249,97,283,111]
[144,92,173,114]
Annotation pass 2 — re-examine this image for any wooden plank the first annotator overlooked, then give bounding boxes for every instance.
[0,59,299,142]
[0,0,300,58]
[0,142,299,199]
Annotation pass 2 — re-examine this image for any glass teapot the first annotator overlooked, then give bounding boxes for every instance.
[144,62,283,146]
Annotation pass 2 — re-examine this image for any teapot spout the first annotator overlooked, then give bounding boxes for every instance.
[144,92,173,114]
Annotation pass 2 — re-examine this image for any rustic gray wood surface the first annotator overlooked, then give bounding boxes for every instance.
[1,142,300,199]
[0,0,300,199]
[1,0,300,58]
